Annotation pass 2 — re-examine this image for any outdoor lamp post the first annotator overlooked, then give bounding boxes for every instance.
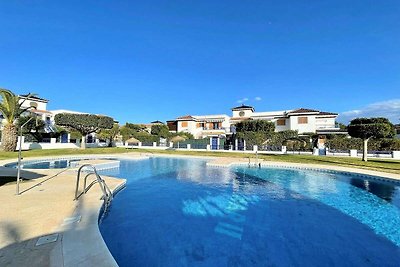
[16,106,38,195]
[16,117,34,195]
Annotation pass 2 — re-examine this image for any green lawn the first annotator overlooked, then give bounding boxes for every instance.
[1,147,399,174]
[0,147,127,160]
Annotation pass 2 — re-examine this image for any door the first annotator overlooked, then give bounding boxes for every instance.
[61,133,68,143]
[211,137,218,150]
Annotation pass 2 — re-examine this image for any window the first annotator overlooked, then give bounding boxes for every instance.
[277,119,286,126]
[213,122,220,129]
[181,121,188,127]
[298,117,308,124]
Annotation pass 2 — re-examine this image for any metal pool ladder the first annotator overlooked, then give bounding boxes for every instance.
[74,164,113,212]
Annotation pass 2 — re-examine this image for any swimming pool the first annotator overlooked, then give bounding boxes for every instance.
[99,157,400,266]
[4,159,81,169]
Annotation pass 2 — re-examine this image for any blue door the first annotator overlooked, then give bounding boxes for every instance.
[211,137,218,150]
[61,133,68,143]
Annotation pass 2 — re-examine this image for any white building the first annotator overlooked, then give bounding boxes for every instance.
[168,105,340,139]
[14,94,111,144]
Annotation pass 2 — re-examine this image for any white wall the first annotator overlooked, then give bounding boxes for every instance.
[289,115,317,133]
[315,117,336,129]
[19,99,47,111]
[232,109,254,118]
[273,118,291,132]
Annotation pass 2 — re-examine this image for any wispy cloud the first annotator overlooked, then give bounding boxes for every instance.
[338,99,400,123]
[237,97,249,104]
[255,96,262,101]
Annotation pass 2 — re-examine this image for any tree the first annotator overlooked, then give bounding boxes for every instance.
[236,120,275,133]
[54,113,114,149]
[125,123,147,132]
[235,120,275,147]
[151,124,170,138]
[0,88,35,151]
[119,125,134,142]
[97,123,120,147]
[267,130,299,146]
[348,118,395,161]
[17,115,46,142]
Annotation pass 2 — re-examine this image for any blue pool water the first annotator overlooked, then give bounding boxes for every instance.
[5,159,79,169]
[99,157,400,266]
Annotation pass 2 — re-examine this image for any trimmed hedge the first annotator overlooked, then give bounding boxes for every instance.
[326,137,400,151]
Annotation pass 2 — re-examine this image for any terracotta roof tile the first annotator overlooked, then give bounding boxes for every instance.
[176,115,195,120]
[288,108,320,114]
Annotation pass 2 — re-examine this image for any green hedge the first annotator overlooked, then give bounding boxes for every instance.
[326,137,400,151]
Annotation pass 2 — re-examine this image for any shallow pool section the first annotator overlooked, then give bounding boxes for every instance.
[99,158,400,266]
[4,159,81,169]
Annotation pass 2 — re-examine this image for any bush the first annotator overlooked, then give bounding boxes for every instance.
[151,124,170,138]
[326,137,400,151]
[131,132,158,143]
[267,130,299,146]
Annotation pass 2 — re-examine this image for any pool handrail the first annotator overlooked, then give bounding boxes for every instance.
[74,164,113,212]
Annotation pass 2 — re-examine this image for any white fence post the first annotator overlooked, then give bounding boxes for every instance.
[281,146,287,154]
[253,145,258,152]
[350,149,357,157]
[187,144,191,150]
[235,139,238,150]
[138,142,142,147]
[206,144,211,151]
[243,140,247,151]
[313,148,319,156]
[153,142,157,147]
[169,142,173,148]
[393,151,400,159]
[50,138,57,144]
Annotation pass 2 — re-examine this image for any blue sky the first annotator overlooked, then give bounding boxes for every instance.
[0,1,399,124]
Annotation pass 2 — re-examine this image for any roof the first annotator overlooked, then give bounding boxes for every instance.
[19,94,49,103]
[31,109,52,114]
[231,104,255,111]
[288,108,320,114]
[287,108,338,117]
[176,115,196,121]
[230,117,253,121]
[317,111,338,116]
[150,120,164,124]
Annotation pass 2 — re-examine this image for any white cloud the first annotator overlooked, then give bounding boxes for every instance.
[237,97,249,104]
[338,99,400,124]
[255,96,262,101]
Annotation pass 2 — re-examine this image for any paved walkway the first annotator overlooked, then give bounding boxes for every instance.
[0,162,125,267]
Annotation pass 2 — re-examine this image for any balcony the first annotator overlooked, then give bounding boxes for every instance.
[201,127,231,134]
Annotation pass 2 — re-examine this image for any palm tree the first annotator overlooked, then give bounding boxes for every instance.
[0,88,34,151]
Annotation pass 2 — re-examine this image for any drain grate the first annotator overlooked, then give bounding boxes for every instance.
[35,233,59,246]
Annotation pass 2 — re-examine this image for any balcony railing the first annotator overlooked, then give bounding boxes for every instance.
[201,127,231,133]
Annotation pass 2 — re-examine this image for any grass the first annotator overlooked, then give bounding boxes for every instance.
[0,147,127,160]
[0,147,399,174]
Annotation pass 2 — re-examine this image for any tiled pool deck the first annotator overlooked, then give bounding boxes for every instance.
[0,153,399,266]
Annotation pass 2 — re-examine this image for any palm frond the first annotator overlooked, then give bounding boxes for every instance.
[18,92,37,109]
